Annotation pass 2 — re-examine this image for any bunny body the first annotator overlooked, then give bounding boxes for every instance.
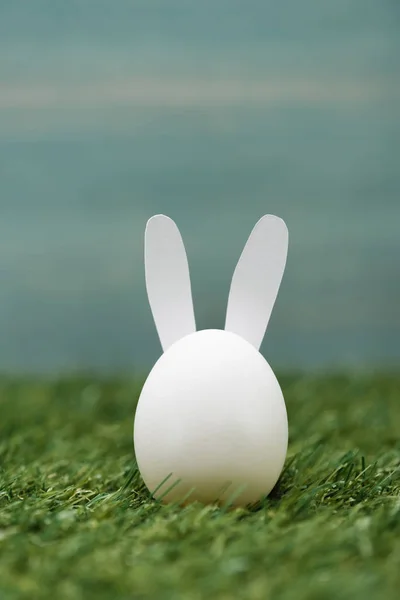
[134,214,289,507]
[134,329,288,506]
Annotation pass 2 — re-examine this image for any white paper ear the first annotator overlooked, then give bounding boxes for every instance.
[224,215,288,350]
[145,214,196,352]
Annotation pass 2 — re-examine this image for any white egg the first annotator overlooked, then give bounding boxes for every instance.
[134,329,288,507]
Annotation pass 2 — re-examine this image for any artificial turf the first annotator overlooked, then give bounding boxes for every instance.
[0,373,399,599]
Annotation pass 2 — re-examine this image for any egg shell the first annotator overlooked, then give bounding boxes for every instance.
[133,329,288,507]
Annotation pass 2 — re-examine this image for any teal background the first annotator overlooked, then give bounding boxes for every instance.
[0,0,399,373]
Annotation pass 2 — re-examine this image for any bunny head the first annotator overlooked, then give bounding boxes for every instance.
[134,214,289,507]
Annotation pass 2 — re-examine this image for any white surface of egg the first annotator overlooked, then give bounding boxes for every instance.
[134,329,288,507]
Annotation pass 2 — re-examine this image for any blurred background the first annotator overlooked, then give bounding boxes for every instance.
[0,0,399,375]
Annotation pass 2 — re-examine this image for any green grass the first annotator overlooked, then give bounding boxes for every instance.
[0,373,399,600]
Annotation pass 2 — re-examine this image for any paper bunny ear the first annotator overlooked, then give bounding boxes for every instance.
[145,215,196,352]
[224,215,288,350]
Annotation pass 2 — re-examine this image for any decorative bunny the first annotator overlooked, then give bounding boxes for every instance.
[133,214,289,507]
